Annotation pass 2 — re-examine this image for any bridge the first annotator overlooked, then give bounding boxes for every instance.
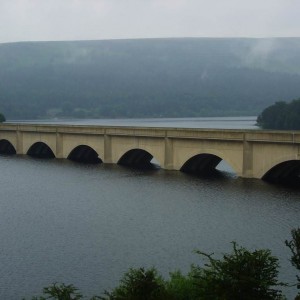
[0,123,300,182]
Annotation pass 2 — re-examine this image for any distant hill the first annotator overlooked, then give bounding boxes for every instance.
[1,38,300,119]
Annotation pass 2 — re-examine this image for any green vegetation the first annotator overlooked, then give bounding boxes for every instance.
[101,267,168,300]
[257,98,300,130]
[28,283,83,300]
[286,228,300,299]
[1,38,300,119]
[0,112,5,122]
[192,243,285,300]
[25,228,300,300]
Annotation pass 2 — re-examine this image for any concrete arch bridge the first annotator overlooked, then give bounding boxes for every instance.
[0,123,300,183]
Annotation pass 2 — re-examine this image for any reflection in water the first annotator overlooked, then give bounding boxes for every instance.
[0,155,299,299]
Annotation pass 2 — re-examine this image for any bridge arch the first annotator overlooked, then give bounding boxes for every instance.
[0,139,16,155]
[257,155,300,180]
[117,148,160,169]
[27,142,55,158]
[67,145,102,164]
[262,160,300,183]
[259,156,300,183]
[179,150,239,176]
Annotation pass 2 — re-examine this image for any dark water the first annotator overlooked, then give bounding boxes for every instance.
[0,156,299,299]
[0,117,299,299]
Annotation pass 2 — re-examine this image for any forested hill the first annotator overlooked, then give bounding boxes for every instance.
[1,38,300,119]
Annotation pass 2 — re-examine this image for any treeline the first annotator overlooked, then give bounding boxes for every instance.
[1,38,300,119]
[0,113,5,122]
[26,229,300,300]
[257,98,300,130]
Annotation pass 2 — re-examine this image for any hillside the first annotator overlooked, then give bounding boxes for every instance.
[1,38,300,119]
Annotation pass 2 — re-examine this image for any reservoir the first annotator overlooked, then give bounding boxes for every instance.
[0,117,299,299]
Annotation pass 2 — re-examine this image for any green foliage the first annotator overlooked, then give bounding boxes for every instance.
[25,233,300,300]
[1,38,300,119]
[100,268,199,300]
[192,242,285,300]
[28,283,83,300]
[286,228,300,297]
[164,270,197,300]
[100,267,167,300]
[257,99,300,130]
[100,243,286,300]
[0,112,5,122]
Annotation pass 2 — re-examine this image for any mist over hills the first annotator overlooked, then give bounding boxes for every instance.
[1,38,300,119]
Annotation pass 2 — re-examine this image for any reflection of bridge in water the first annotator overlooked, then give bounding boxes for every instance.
[0,123,300,183]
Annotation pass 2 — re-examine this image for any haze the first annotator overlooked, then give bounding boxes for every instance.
[1,0,300,43]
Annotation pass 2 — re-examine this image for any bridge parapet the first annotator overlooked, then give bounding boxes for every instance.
[244,131,300,143]
[166,128,244,140]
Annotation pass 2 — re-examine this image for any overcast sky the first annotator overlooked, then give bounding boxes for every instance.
[1,0,300,43]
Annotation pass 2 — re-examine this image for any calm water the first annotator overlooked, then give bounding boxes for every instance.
[0,118,299,299]
[7,116,258,129]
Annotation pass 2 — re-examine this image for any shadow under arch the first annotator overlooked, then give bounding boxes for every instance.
[180,153,236,177]
[67,145,102,164]
[262,160,300,185]
[118,148,160,170]
[0,139,16,155]
[27,142,55,158]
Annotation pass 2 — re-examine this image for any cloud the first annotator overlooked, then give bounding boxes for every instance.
[0,0,299,43]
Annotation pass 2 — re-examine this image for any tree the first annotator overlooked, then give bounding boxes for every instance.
[0,112,5,122]
[164,270,197,300]
[192,242,285,300]
[257,98,300,130]
[100,267,167,300]
[285,228,300,299]
[26,234,300,300]
[100,243,286,300]
[27,283,83,300]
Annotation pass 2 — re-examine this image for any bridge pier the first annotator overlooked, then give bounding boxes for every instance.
[164,137,173,170]
[16,130,23,155]
[103,134,112,164]
[56,132,63,158]
[242,137,254,178]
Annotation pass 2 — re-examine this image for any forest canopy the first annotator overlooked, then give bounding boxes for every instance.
[1,38,300,120]
[0,113,5,122]
[257,98,300,130]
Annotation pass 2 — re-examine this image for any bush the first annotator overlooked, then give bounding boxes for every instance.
[26,237,300,300]
[100,243,286,300]
[165,270,197,300]
[0,112,5,122]
[286,228,300,298]
[27,282,83,300]
[100,267,167,300]
[192,242,285,300]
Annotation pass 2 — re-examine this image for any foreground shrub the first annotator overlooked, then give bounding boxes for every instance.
[0,113,5,123]
[286,228,300,299]
[26,237,300,299]
[100,267,167,300]
[28,282,83,300]
[164,270,197,300]
[192,242,285,300]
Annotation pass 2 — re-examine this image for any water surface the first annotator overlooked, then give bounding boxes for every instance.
[0,155,299,299]
[7,116,258,129]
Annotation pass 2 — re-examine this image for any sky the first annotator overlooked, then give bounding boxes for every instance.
[0,0,300,43]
